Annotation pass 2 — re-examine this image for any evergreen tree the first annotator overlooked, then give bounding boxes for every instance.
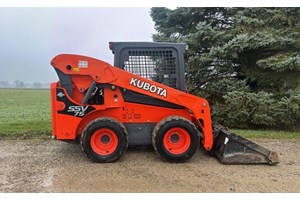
[151,7,300,130]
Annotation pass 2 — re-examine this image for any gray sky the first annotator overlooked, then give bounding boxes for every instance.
[0,7,155,83]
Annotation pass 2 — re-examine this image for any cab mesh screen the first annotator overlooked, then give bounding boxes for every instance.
[124,50,177,89]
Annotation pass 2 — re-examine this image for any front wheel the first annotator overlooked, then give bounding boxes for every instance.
[152,116,200,162]
[81,117,128,163]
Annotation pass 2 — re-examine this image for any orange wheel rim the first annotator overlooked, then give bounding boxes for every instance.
[163,127,191,154]
[91,128,118,156]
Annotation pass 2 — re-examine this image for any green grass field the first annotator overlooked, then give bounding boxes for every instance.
[0,88,299,139]
[0,89,51,138]
[231,129,300,139]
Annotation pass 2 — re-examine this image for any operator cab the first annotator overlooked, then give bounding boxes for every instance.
[109,42,187,92]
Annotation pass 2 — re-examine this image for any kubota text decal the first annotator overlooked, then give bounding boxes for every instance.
[129,77,167,98]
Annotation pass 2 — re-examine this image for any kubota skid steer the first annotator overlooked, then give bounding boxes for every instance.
[50,42,279,164]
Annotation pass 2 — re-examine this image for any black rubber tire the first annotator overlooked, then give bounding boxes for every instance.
[81,117,128,163]
[152,116,200,162]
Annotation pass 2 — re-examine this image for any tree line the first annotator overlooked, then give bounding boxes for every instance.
[150,7,300,131]
[0,80,49,88]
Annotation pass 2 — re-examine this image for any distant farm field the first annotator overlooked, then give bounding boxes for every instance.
[0,88,299,139]
[0,89,51,138]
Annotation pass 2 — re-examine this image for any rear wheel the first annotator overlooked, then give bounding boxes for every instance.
[81,118,128,163]
[152,116,200,162]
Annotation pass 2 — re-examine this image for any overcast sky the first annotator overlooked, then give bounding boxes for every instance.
[0,7,155,83]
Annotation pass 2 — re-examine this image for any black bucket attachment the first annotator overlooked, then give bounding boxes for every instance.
[210,124,279,165]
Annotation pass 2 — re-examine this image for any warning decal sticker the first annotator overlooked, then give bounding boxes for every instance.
[78,61,88,68]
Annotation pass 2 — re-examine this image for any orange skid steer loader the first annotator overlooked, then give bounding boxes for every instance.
[50,42,279,164]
